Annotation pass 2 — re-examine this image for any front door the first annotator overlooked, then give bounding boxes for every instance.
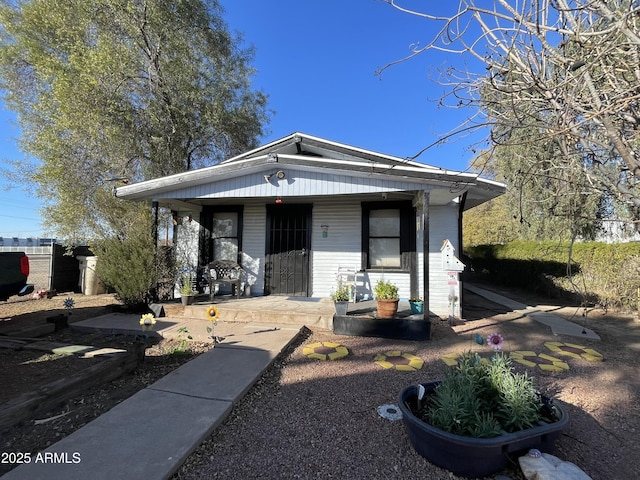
[265,204,311,296]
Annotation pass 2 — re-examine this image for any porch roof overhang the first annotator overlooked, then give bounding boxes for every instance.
[114,133,505,209]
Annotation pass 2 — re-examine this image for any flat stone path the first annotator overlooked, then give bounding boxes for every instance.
[465,284,600,340]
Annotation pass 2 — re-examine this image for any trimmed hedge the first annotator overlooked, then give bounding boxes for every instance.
[464,241,640,311]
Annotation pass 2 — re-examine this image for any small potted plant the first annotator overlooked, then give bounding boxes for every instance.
[409,296,423,314]
[180,275,195,305]
[398,352,568,478]
[331,281,351,315]
[374,279,399,318]
[242,270,253,297]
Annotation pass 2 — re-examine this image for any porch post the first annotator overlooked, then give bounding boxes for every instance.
[151,201,159,301]
[458,192,467,316]
[421,190,430,327]
[151,201,159,243]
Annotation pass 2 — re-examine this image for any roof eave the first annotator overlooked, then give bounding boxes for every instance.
[114,156,272,200]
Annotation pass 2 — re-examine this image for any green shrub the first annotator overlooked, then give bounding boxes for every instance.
[93,231,157,306]
[424,353,542,438]
[465,241,640,310]
[331,281,351,301]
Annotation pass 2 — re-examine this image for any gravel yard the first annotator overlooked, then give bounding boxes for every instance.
[172,290,640,480]
[2,288,640,479]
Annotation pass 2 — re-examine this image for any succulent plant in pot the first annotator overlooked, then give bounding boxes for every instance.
[374,279,399,318]
[398,352,568,478]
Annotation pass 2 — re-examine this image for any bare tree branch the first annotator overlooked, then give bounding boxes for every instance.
[380,0,640,221]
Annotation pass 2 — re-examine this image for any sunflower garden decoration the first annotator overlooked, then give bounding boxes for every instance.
[139,313,156,331]
[135,312,157,343]
[206,305,222,344]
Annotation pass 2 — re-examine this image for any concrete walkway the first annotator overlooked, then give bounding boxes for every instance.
[2,316,303,480]
[465,284,600,341]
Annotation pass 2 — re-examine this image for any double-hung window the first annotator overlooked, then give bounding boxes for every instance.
[211,211,239,261]
[362,201,415,270]
[200,206,243,264]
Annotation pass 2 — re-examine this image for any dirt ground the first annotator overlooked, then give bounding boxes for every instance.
[0,293,211,477]
[1,287,640,479]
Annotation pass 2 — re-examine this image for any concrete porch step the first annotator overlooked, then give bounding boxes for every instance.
[166,295,336,330]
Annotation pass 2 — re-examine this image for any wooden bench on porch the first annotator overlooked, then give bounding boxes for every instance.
[207,260,243,300]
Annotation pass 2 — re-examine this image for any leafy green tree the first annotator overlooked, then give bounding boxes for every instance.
[0,0,268,242]
[461,151,518,246]
[463,195,519,247]
[489,122,606,242]
[463,138,605,246]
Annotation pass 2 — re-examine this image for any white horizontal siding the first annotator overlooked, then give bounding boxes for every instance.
[310,199,412,300]
[311,199,362,298]
[428,205,464,317]
[312,202,463,310]
[365,271,412,301]
[153,169,428,200]
[240,202,266,296]
[173,199,464,316]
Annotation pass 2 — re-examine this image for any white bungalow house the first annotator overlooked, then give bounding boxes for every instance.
[114,132,505,318]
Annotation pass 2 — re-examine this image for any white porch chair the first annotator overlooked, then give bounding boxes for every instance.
[336,265,361,303]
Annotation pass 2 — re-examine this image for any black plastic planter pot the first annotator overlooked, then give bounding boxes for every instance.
[398,382,569,479]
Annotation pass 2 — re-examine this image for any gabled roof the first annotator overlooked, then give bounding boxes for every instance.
[222,132,443,169]
[114,132,505,208]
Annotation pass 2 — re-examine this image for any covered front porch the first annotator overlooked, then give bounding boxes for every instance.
[160,294,433,334]
[115,132,506,321]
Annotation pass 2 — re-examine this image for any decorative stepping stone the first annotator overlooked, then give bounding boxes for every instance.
[374,351,424,371]
[441,352,461,367]
[441,352,490,367]
[510,351,570,372]
[376,404,403,421]
[26,341,92,355]
[302,341,349,361]
[544,341,604,362]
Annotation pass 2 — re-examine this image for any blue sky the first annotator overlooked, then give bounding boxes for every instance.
[0,0,486,238]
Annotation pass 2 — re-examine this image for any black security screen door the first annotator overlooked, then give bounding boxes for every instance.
[265,204,311,296]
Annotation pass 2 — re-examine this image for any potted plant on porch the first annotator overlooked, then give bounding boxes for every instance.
[331,281,351,315]
[332,278,430,340]
[374,279,399,318]
[397,352,568,478]
[180,275,195,305]
[409,296,423,314]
